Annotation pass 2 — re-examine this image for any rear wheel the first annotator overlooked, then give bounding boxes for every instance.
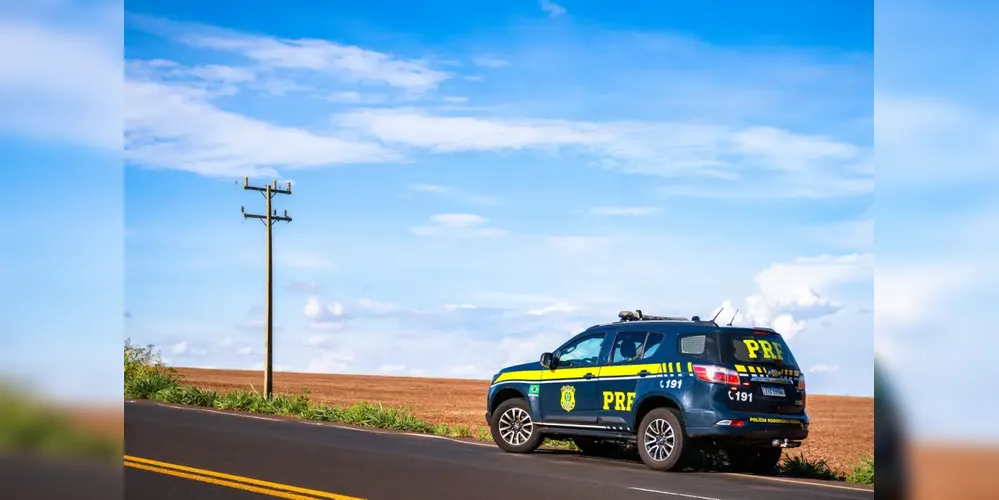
[636,408,686,471]
[490,398,542,453]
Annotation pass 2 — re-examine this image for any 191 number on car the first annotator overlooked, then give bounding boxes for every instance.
[728,390,753,402]
[660,379,684,389]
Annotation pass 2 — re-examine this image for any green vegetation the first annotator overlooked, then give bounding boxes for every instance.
[124,340,580,450]
[0,385,121,461]
[845,455,874,485]
[778,453,843,481]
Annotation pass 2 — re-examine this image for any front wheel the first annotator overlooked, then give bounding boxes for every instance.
[636,408,686,471]
[490,398,542,453]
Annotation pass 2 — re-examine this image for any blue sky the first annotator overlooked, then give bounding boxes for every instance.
[3,1,877,404]
[119,0,875,396]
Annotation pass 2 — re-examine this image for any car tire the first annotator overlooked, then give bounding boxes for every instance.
[636,407,686,471]
[490,398,542,453]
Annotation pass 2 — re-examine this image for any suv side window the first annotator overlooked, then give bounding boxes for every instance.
[677,332,720,362]
[641,332,665,359]
[607,332,666,364]
[556,334,606,368]
[609,332,648,364]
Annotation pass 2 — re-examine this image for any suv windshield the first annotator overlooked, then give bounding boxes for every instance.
[721,329,799,369]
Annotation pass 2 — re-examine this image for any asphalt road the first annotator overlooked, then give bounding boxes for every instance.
[124,400,873,500]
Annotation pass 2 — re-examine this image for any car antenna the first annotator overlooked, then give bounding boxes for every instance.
[708,308,723,326]
[726,309,739,326]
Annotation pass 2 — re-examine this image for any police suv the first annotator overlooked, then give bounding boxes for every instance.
[485,310,808,473]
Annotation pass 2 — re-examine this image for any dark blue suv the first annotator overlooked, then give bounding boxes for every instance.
[485,310,809,472]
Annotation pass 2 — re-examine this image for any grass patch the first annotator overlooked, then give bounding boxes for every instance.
[778,453,843,481]
[125,338,180,399]
[845,455,874,485]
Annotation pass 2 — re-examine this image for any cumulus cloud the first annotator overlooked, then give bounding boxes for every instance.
[712,253,873,340]
[304,297,345,330]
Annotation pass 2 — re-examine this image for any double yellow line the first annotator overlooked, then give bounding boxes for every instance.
[123,455,365,500]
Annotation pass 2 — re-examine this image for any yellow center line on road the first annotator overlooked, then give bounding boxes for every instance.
[123,455,365,500]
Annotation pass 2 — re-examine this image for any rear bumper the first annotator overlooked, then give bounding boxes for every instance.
[685,412,809,442]
[484,411,492,425]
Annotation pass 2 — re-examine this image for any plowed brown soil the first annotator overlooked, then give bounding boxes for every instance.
[175,367,873,474]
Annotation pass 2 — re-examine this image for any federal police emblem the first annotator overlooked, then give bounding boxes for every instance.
[560,385,576,412]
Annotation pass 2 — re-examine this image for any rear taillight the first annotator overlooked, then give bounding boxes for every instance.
[693,364,741,385]
[797,374,806,391]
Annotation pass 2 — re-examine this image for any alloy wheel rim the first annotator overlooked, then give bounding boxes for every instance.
[643,418,675,461]
[498,407,534,446]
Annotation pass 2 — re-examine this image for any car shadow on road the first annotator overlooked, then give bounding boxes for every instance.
[534,440,868,489]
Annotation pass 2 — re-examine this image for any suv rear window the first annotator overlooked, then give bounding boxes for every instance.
[722,330,799,369]
[677,332,720,362]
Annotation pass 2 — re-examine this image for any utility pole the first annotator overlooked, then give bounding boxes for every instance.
[241,177,292,400]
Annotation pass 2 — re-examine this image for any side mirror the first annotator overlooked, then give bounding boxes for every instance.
[540,352,554,369]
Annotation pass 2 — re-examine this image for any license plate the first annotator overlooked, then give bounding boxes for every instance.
[761,386,786,397]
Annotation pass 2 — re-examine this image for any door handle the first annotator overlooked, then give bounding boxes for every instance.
[584,373,595,380]
[638,370,650,377]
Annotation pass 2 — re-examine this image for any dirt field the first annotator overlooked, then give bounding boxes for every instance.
[175,367,873,474]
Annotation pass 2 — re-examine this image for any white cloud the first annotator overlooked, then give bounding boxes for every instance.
[334,108,608,152]
[125,80,399,178]
[539,0,567,18]
[713,253,873,340]
[471,56,509,68]
[443,96,470,103]
[407,183,500,205]
[334,109,870,199]
[304,297,345,328]
[130,14,451,92]
[411,213,508,238]
[587,206,660,216]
